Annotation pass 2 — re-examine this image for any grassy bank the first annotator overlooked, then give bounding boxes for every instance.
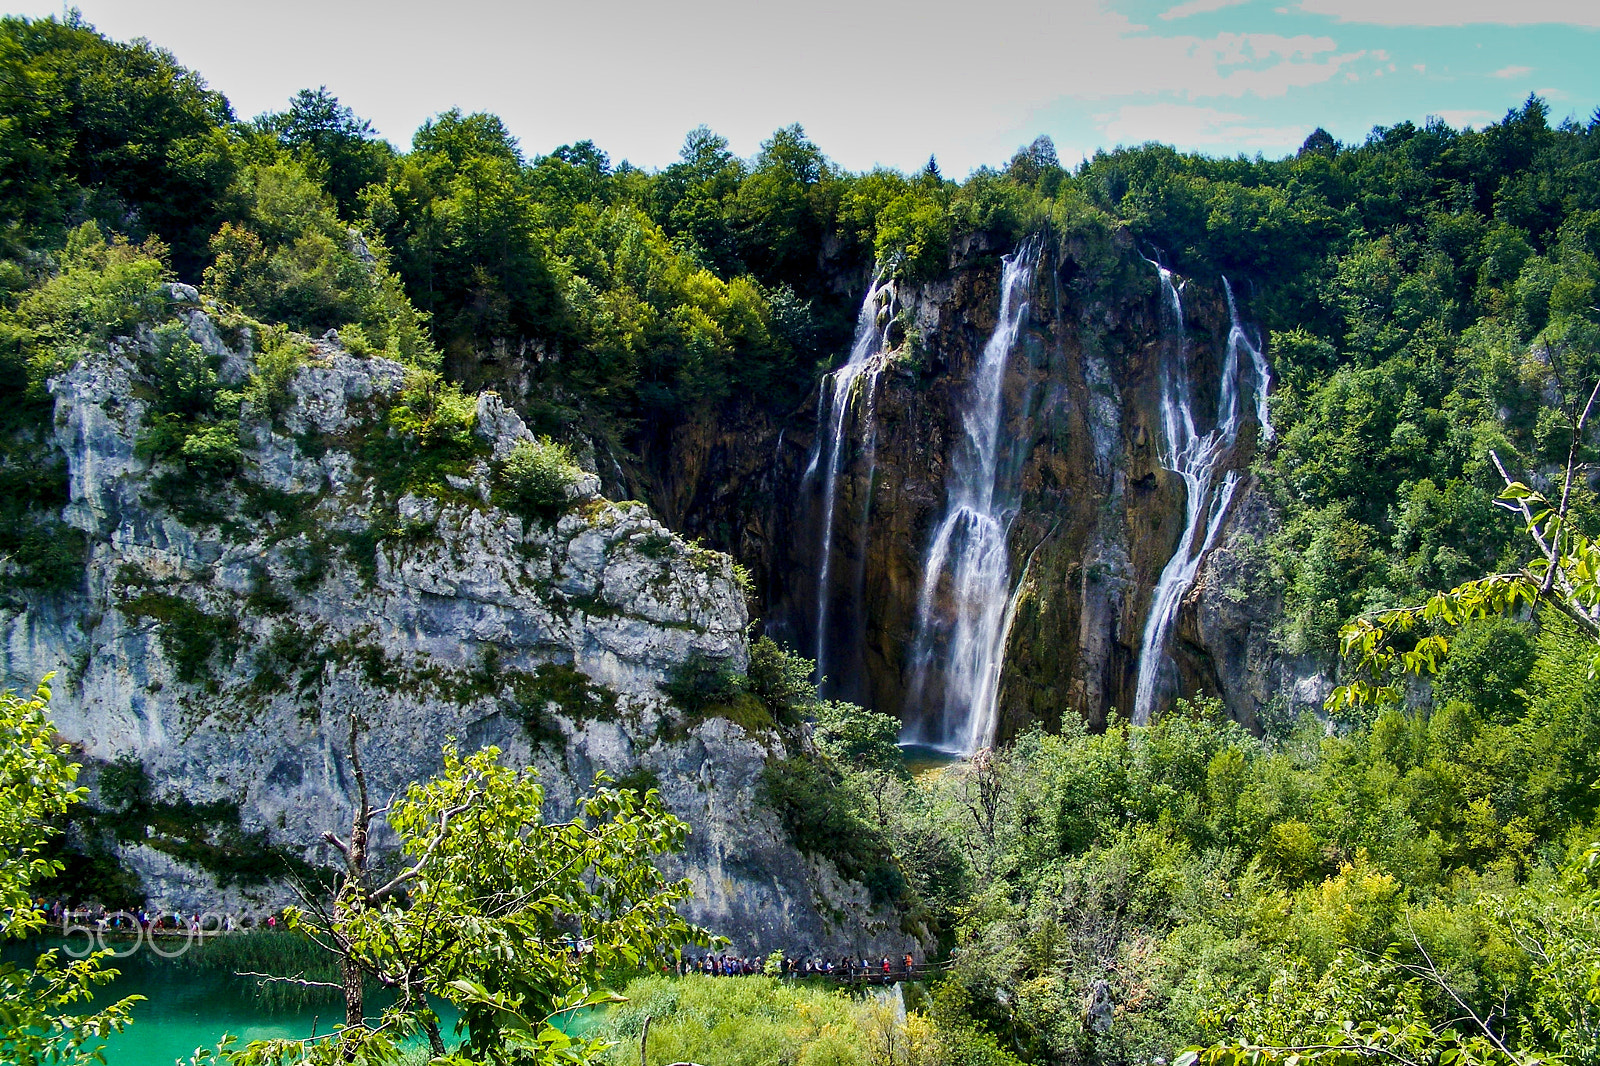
[593,974,1022,1066]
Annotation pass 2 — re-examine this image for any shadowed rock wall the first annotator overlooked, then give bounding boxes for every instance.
[631,229,1330,739]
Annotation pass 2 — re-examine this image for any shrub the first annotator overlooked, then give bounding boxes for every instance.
[0,516,86,593]
[116,591,239,684]
[12,222,170,375]
[177,420,243,478]
[132,320,243,497]
[140,319,221,417]
[744,636,817,727]
[0,453,83,594]
[597,975,861,1066]
[507,662,619,726]
[240,326,313,420]
[1433,617,1536,724]
[494,436,582,521]
[357,367,487,497]
[759,755,907,906]
[611,765,662,797]
[813,699,903,772]
[97,754,151,815]
[596,973,1024,1066]
[1263,819,1324,884]
[634,531,677,558]
[387,366,476,447]
[661,652,745,715]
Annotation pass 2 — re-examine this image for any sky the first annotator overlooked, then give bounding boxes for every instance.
[9,0,1598,176]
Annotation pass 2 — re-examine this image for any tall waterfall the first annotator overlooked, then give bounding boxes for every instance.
[1131,266,1271,725]
[1226,277,1275,442]
[904,237,1043,755]
[805,272,896,691]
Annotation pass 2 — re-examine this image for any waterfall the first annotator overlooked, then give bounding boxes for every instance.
[805,271,896,691]
[1131,265,1271,725]
[1225,277,1275,442]
[904,237,1043,755]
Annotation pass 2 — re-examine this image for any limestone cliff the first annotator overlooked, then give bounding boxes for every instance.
[0,301,918,955]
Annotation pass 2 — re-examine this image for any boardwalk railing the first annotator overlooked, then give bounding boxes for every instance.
[681,961,951,984]
[811,962,950,984]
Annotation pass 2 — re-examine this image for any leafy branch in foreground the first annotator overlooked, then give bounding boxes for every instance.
[1329,377,1600,711]
[1,677,143,1066]
[215,720,718,1065]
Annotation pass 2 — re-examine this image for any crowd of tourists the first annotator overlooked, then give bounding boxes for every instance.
[686,953,921,980]
[40,899,283,934]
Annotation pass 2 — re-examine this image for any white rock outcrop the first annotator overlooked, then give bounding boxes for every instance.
[2,322,917,955]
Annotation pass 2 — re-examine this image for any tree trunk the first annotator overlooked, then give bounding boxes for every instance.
[342,955,364,1031]
[423,1016,446,1056]
[340,714,372,1046]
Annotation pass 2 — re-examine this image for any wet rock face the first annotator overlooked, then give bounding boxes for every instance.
[1186,481,1333,732]
[639,232,1321,738]
[2,320,917,957]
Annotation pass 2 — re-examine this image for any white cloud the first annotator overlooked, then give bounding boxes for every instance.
[1159,0,1253,20]
[1143,33,1366,99]
[1298,0,1600,27]
[1096,102,1308,151]
[1433,109,1496,128]
[1493,65,1535,78]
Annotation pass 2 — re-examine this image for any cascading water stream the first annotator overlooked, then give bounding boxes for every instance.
[1131,265,1270,725]
[1225,277,1275,442]
[805,272,896,690]
[903,237,1043,755]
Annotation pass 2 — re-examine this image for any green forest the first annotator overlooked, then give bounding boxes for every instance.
[2,10,1600,1066]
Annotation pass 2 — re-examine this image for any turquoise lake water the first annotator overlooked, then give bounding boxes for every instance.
[6,937,461,1066]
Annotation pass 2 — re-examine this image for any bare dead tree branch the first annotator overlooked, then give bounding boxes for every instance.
[369,794,481,903]
[1405,915,1516,1059]
[1491,451,1560,569]
[237,970,345,991]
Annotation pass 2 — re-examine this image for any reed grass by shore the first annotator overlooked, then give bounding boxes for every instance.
[593,974,1021,1066]
[185,929,342,1010]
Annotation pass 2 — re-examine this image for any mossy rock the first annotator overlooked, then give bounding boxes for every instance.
[117,591,240,685]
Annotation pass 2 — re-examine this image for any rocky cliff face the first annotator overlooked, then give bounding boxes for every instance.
[634,229,1330,739]
[0,305,917,955]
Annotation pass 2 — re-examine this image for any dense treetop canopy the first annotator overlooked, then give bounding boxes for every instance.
[1,9,1597,674]
[0,11,1596,684]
